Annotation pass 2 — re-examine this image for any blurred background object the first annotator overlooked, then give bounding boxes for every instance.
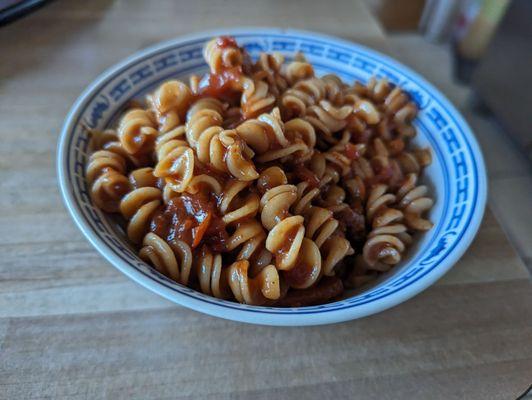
[471,0,532,160]
[0,0,47,26]
[419,0,460,41]
[363,0,426,30]
[453,0,510,63]
[451,0,510,83]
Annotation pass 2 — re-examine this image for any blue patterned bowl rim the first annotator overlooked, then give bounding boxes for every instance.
[57,28,487,326]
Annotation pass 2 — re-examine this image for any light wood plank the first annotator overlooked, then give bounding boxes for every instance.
[1,281,531,399]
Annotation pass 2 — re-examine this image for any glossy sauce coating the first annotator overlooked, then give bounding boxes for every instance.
[150,193,228,252]
[198,67,242,102]
[275,225,300,263]
[294,166,320,188]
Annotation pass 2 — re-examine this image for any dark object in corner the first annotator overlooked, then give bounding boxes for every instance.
[471,0,532,161]
[0,0,49,27]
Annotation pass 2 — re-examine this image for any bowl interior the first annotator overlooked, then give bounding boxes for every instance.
[58,29,486,325]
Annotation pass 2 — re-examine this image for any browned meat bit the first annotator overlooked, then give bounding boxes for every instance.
[275,277,344,307]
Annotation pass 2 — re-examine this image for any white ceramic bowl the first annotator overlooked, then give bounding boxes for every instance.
[57,28,487,326]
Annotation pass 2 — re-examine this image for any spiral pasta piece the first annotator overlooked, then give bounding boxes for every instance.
[120,187,162,244]
[212,129,259,181]
[153,141,194,193]
[304,206,339,248]
[185,97,225,148]
[363,184,409,266]
[343,82,385,128]
[219,180,260,225]
[304,206,354,275]
[305,100,353,137]
[89,128,150,168]
[235,107,286,154]
[258,168,307,271]
[256,165,287,193]
[226,219,266,253]
[203,36,243,73]
[260,184,299,230]
[240,77,276,119]
[383,86,418,124]
[225,219,272,273]
[362,77,393,102]
[228,260,280,305]
[280,77,327,118]
[128,167,162,189]
[282,237,322,289]
[139,232,193,285]
[185,174,223,197]
[153,125,198,193]
[323,149,352,177]
[396,148,432,174]
[155,125,187,160]
[319,183,350,213]
[147,80,192,133]
[118,109,158,156]
[361,78,418,125]
[195,245,232,299]
[236,108,314,162]
[321,74,345,104]
[320,235,354,275]
[186,98,258,181]
[293,180,321,215]
[253,52,288,96]
[352,99,381,125]
[284,58,314,86]
[88,128,118,151]
[86,150,131,213]
[395,174,434,231]
[257,118,316,163]
[363,138,398,186]
[351,155,375,183]
[307,143,352,189]
[344,175,367,204]
[307,151,342,189]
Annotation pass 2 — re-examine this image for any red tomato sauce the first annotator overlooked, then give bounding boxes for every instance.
[197,67,242,101]
[150,192,228,251]
[294,166,320,188]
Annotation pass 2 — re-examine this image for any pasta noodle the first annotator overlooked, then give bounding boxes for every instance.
[86,150,131,213]
[305,100,353,138]
[228,260,280,305]
[195,245,231,299]
[240,77,276,118]
[120,187,162,244]
[203,37,243,74]
[139,232,192,285]
[280,77,327,119]
[117,109,158,156]
[283,57,314,86]
[252,52,287,96]
[86,35,435,306]
[147,80,192,133]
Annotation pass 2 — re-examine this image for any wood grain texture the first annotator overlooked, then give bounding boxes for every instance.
[0,1,530,399]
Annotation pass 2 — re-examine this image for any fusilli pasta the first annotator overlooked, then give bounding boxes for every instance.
[86,36,435,306]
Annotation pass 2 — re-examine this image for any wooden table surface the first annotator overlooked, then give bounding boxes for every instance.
[1,1,531,399]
